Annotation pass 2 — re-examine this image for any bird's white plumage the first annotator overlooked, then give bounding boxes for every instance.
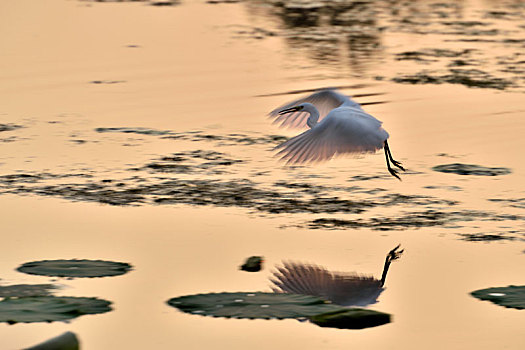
[271,262,384,307]
[270,246,403,307]
[275,106,389,164]
[268,89,362,129]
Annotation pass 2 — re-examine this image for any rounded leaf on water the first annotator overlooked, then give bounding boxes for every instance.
[0,284,58,298]
[17,259,132,278]
[167,292,346,319]
[471,285,525,309]
[0,296,112,324]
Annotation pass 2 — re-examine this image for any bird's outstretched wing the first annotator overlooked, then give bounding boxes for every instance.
[268,89,362,129]
[274,107,389,164]
[270,262,384,307]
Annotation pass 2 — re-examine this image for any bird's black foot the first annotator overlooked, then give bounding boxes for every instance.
[391,159,405,171]
[388,166,401,181]
[387,244,404,262]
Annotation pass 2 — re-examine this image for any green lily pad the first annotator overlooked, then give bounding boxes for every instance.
[167,292,346,319]
[0,284,58,297]
[309,308,391,329]
[0,296,112,324]
[471,285,525,309]
[17,259,132,278]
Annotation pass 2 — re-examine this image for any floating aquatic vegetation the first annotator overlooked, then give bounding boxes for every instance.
[138,150,244,175]
[488,198,525,209]
[305,210,523,231]
[471,285,525,310]
[150,0,180,5]
[95,127,174,136]
[24,331,79,350]
[459,233,516,242]
[393,69,514,90]
[0,296,111,324]
[240,256,264,272]
[0,124,23,132]
[207,0,240,4]
[432,163,512,176]
[0,284,58,298]
[167,292,345,319]
[0,173,92,185]
[309,308,391,329]
[95,127,287,146]
[395,48,476,62]
[17,260,132,278]
[89,80,126,84]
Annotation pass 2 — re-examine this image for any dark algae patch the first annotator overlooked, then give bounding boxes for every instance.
[138,150,244,175]
[17,260,133,278]
[305,210,524,232]
[393,70,513,90]
[459,233,516,242]
[0,125,521,238]
[471,286,525,310]
[0,296,111,324]
[95,127,287,146]
[488,198,525,209]
[432,163,512,176]
[0,124,23,132]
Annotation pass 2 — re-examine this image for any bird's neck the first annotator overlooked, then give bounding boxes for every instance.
[380,256,391,287]
[304,103,320,128]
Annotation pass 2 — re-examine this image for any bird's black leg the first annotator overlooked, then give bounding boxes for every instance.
[384,145,401,180]
[384,140,405,171]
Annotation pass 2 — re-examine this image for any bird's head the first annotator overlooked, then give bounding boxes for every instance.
[278,104,305,115]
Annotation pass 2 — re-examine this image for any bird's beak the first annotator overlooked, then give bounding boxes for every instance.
[278,106,302,115]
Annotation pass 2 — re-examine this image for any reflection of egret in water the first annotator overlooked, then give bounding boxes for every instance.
[269,88,405,179]
[271,245,404,307]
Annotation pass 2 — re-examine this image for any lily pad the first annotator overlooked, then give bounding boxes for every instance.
[0,284,58,297]
[432,163,511,176]
[0,296,112,324]
[24,331,79,350]
[167,292,346,319]
[309,308,391,329]
[470,285,525,309]
[17,260,132,278]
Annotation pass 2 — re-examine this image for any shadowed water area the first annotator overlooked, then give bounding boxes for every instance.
[0,0,524,349]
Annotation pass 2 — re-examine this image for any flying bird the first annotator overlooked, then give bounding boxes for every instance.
[269,88,405,179]
[270,245,404,307]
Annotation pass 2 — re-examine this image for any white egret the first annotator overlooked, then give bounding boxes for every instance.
[270,245,404,307]
[269,88,405,179]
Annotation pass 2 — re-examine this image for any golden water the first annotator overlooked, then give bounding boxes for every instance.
[0,0,524,349]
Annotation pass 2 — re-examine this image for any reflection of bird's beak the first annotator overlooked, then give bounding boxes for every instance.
[278,106,302,115]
